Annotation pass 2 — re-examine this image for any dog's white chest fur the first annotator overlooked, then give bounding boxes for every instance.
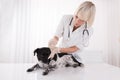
[38,61,48,69]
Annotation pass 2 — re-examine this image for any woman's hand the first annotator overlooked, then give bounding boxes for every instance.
[48,36,59,48]
[48,47,60,59]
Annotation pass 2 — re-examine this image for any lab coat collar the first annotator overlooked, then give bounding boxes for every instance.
[70,23,85,33]
[68,23,85,39]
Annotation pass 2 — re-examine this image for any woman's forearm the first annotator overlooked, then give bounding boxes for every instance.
[53,36,79,53]
[53,36,59,41]
[59,46,79,53]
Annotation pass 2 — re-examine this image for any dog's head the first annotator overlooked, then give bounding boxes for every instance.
[34,47,51,64]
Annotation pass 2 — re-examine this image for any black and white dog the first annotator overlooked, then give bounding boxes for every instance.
[27,47,83,75]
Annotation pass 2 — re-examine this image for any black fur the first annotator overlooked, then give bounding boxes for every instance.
[27,47,83,75]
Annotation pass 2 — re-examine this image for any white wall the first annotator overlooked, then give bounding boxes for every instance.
[0,0,120,66]
[106,0,120,66]
[0,0,16,62]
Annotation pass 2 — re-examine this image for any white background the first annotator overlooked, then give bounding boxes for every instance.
[0,0,120,67]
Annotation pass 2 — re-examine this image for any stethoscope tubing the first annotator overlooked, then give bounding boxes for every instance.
[68,17,89,38]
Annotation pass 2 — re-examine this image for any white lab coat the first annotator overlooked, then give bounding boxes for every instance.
[55,15,93,63]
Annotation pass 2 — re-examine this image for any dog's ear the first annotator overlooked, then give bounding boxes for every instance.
[34,48,39,56]
[34,50,36,56]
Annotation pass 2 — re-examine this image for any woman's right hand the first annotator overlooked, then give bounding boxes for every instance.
[48,37,58,48]
[48,47,60,59]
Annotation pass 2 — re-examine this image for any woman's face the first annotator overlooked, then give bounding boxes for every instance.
[73,15,85,28]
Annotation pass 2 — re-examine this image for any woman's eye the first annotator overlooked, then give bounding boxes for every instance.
[75,16,78,18]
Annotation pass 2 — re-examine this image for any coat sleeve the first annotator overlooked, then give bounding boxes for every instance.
[55,15,66,38]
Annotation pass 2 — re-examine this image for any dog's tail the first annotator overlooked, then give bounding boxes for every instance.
[34,48,39,56]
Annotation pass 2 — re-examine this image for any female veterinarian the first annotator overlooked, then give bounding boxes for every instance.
[48,1,96,65]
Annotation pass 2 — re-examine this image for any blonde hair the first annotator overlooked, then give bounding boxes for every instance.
[75,1,96,27]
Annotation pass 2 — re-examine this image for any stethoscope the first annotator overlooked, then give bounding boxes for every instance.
[68,17,89,46]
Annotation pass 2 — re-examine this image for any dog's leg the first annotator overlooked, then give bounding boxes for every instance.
[65,63,71,67]
[71,56,84,68]
[42,69,50,75]
[64,55,84,68]
[42,65,56,75]
[27,64,40,72]
[72,64,79,68]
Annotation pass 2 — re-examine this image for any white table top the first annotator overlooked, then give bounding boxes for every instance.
[0,63,120,80]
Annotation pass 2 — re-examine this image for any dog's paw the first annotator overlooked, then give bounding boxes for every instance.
[65,64,71,67]
[79,63,84,67]
[26,68,34,72]
[73,64,79,68]
[42,72,48,75]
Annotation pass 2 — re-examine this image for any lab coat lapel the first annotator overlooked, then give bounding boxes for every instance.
[70,24,85,37]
